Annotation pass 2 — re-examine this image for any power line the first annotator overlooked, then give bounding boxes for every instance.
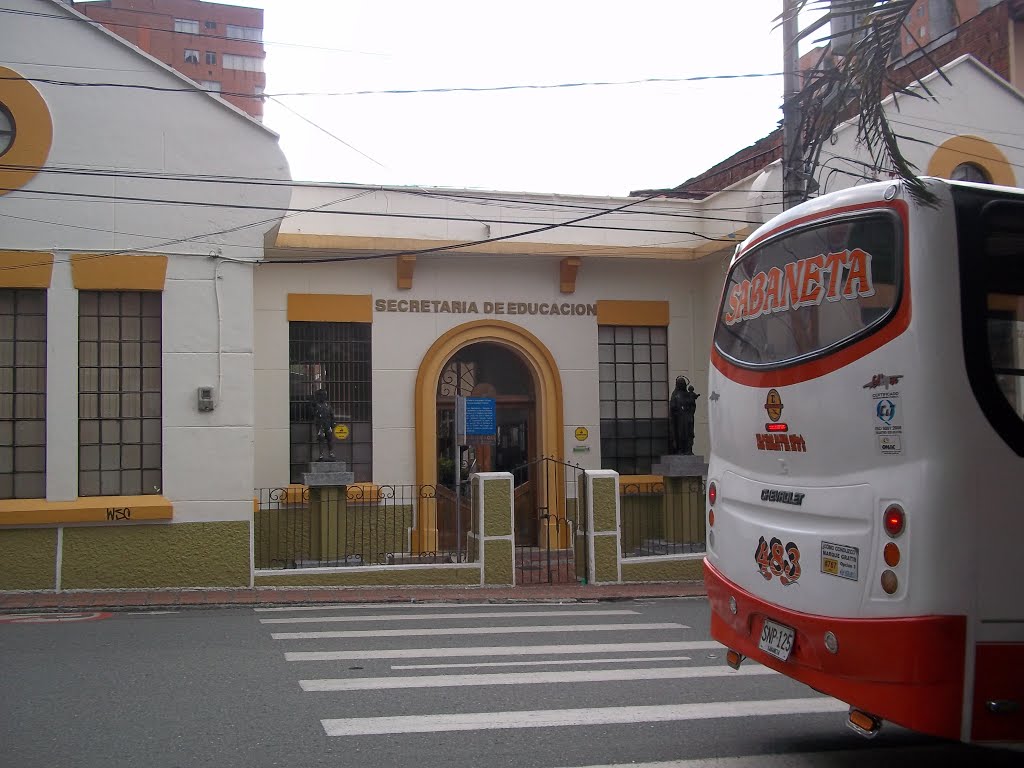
[1,185,746,237]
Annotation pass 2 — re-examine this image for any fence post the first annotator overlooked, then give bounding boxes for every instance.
[473,472,514,586]
[583,470,622,584]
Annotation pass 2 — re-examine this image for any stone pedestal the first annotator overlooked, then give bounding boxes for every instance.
[303,462,354,565]
[652,454,707,550]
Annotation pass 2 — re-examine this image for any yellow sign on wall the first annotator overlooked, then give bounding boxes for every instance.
[334,424,350,440]
[574,426,589,442]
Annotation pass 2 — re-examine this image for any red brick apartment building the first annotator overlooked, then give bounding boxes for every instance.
[72,0,266,119]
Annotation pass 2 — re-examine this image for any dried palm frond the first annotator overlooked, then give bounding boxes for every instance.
[781,0,959,205]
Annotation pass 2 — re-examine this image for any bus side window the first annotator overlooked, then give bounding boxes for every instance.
[984,204,1024,421]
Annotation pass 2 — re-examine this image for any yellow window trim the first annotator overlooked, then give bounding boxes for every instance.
[287,293,373,322]
[596,300,670,326]
[927,135,1016,187]
[0,251,53,288]
[0,67,53,196]
[71,254,168,291]
[0,495,173,526]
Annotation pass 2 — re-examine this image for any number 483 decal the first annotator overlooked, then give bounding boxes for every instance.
[754,536,802,585]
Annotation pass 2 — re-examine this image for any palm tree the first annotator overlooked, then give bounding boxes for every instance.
[785,1,959,204]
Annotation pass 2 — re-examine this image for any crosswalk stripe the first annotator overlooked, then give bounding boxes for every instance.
[320,697,847,736]
[273,622,687,640]
[260,609,638,625]
[285,640,722,661]
[300,664,777,691]
[552,746,959,768]
[255,602,574,612]
[391,655,693,670]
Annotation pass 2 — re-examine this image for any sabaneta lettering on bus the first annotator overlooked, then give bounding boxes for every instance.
[724,249,875,326]
[755,433,807,452]
[760,488,805,506]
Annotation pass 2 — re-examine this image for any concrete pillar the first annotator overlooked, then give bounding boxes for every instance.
[472,472,514,586]
[583,470,622,585]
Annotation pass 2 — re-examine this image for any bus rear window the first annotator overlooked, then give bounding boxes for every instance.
[715,213,901,367]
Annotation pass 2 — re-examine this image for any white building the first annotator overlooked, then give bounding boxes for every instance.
[0,0,290,589]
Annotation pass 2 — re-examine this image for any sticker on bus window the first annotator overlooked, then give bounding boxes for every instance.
[820,541,859,581]
[754,536,801,585]
[872,389,903,455]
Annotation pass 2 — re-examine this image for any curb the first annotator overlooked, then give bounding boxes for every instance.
[0,582,708,613]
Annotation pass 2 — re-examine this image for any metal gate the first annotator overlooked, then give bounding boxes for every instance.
[513,456,585,585]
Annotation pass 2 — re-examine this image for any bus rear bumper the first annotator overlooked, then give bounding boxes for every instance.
[704,559,966,741]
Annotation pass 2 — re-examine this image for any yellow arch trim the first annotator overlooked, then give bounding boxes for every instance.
[927,135,1016,187]
[0,67,53,196]
[413,321,564,548]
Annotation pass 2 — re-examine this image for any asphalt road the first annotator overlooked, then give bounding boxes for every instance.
[1,598,1019,768]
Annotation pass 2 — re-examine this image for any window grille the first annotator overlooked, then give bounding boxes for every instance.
[79,291,162,497]
[0,289,46,499]
[598,325,669,474]
[288,322,372,483]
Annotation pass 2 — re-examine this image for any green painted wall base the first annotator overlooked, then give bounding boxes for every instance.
[621,557,705,583]
[0,528,57,590]
[61,521,251,589]
[483,539,513,586]
[255,566,479,587]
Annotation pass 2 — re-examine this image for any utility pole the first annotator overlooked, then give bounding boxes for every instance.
[781,0,804,210]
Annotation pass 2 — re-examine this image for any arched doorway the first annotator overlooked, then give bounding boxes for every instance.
[413,321,564,552]
[436,342,536,549]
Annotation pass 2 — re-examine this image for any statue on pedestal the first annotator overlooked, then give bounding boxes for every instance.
[312,388,337,461]
[669,375,700,456]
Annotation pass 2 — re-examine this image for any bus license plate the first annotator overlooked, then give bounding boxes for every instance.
[758,618,795,662]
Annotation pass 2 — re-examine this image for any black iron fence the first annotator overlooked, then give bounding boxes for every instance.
[253,484,474,569]
[513,457,584,585]
[620,477,706,557]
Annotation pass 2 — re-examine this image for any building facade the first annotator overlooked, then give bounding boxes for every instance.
[0,0,289,590]
[73,0,266,120]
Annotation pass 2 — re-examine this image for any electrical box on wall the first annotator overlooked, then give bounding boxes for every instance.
[197,386,216,412]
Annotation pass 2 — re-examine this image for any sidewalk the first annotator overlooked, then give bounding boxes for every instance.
[0,581,708,613]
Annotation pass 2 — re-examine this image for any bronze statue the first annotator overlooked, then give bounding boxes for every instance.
[312,388,337,461]
[669,375,700,455]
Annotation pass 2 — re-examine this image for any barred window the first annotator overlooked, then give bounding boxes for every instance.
[599,325,669,474]
[79,291,162,497]
[289,322,372,483]
[0,289,46,499]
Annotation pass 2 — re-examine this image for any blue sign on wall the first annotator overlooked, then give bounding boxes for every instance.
[466,397,496,436]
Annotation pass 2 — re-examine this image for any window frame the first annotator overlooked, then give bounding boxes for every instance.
[598,325,669,475]
[173,18,200,34]
[714,210,905,371]
[0,288,46,499]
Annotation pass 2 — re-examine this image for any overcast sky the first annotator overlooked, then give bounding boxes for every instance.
[251,1,800,196]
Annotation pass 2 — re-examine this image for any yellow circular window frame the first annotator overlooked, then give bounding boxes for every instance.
[927,134,1015,187]
[0,67,53,196]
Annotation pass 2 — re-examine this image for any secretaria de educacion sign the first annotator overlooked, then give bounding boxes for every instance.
[374,299,597,316]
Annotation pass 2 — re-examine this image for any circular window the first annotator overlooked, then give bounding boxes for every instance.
[950,162,991,184]
[0,103,14,157]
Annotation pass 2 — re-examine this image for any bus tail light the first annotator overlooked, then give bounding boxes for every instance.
[726,649,744,670]
[708,508,715,527]
[883,542,900,567]
[881,569,898,594]
[708,482,717,506]
[883,505,905,537]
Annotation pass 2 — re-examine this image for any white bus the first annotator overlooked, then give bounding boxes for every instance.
[704,177,1024,743]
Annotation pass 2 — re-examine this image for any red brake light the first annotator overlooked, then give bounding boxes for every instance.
[708,482,717,506]
[765,422,789,433]
[884,505,905,537]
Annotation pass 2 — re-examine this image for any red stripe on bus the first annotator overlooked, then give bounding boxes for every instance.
[971,643,1024,742]
[713,199,912,388]
[705,560,965,741]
